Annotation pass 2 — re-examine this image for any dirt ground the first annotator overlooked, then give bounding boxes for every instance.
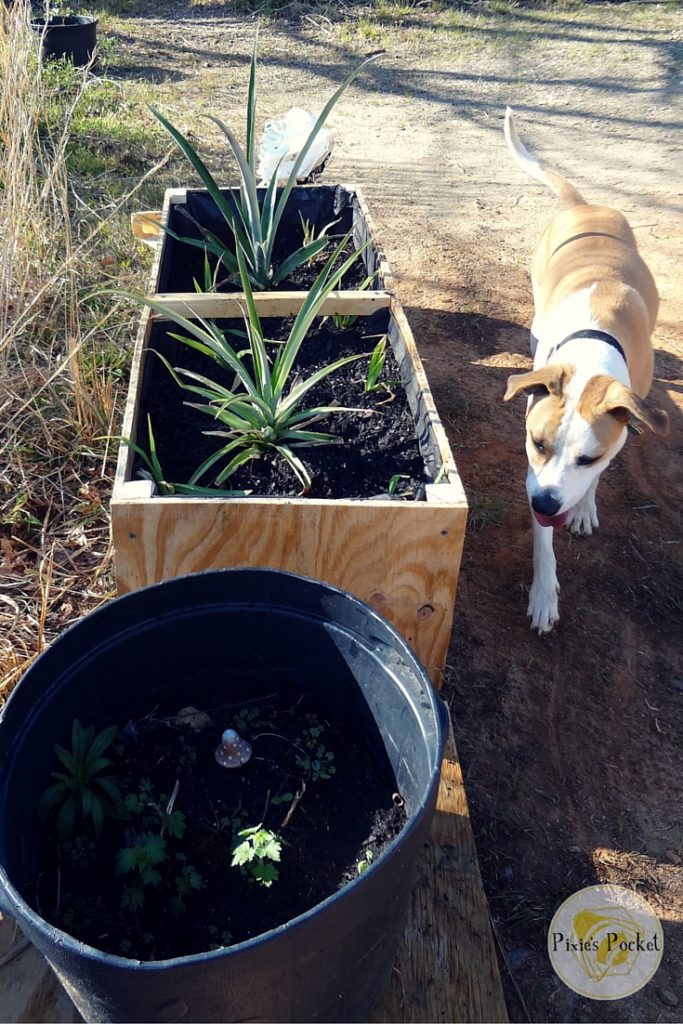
[17,3,683,1020]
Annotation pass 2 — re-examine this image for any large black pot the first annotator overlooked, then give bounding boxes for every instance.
[32,15,98,66]
[0,568,446,1023]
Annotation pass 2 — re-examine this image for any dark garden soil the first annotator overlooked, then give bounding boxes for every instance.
[34,684,406,961]
[139,313,427,499]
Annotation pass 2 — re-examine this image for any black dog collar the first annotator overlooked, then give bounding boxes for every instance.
[547,328,627,364]
[546,329,638,433]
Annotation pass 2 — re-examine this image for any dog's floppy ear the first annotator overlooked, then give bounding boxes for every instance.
[598,380,669,436]
[504,364,573,402]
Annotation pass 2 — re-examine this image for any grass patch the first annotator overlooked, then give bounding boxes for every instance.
[468,494,507,532]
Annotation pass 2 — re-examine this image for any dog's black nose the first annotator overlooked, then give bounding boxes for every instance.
[531,490,562,517]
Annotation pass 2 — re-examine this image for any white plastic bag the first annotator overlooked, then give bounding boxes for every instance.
[256,107,334,186]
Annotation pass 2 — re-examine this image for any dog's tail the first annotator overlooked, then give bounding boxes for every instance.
[504,107,586,209]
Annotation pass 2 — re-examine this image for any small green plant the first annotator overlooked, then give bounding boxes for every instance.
[299,212,339,263]
[295,723,336,782]
[62,834,96,869]
[150,35,378,290]
[117,782,204,914]
[127,231,372,493]
[39,719,123,840]
[387,473,412,497]
[232,705,263,734]
[357,849,374,875]
[231,824,283,887]
[271,791,294,807]
[122,775,153,813]
[120,415,173,494]
[364,335,387,393]
[172,855,205,914]
[207,925,234,950]
[330,271,380,330]
[1,493,42,528]
[215,810,247,835]
[467,493,507,531]
[120,416,252,498]
[124,778,187,838]
[117,832,168,910]
[193,249,219,293]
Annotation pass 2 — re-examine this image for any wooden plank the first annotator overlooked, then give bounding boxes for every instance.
[130,210,162,248]
[372,722,508,1023]
[353,185,396,293]
[388,299,456,481]
[0,915,79,1024]
[149,289,392,319]
[113,300,155,492]
[111,497,466,687]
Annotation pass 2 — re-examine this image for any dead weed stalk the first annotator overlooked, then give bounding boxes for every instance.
[0,1,169,703]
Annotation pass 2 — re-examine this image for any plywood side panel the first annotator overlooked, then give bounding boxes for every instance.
[111,497,466,684]
[149,290,392,319]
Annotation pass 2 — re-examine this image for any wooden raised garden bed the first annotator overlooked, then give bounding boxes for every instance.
[150,183,394,295]
[114,185,467,685]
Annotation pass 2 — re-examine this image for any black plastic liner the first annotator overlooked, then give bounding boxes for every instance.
[0,568,446,1023]
[156,185,384,293]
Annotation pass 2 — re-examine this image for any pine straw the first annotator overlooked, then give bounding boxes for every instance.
[0,2,170,705]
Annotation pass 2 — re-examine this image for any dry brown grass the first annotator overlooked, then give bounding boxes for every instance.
[0,2,170,703]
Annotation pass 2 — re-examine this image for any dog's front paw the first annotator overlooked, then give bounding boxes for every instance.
[566,495,599,536]
[527,577,560,633]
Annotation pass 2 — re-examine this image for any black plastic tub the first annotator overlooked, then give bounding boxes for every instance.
[0,568,446,1023]
[32,16,98,66]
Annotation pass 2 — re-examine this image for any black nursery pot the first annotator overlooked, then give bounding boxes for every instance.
[32,16,98,66]
[0,569,447,1023]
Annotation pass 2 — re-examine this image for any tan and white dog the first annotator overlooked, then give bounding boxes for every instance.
[503,108,669,633]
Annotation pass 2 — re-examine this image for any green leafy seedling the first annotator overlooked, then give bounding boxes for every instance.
[299,212,339,263]
[295,745,336,781]
[357,849,374,875]
[39,719,123,840]
[119,416,251,497]
[295,722,336,782]
[331,271,380,330]
[170,860,205,914]
[388,473,412,497]
[364,335,387,393]
[271,792,294,807]
[232,706,262,733]
[116,832,168,887]
[231,824,283,887]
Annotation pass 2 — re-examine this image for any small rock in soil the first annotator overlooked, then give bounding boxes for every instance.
[170,706,213,730]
